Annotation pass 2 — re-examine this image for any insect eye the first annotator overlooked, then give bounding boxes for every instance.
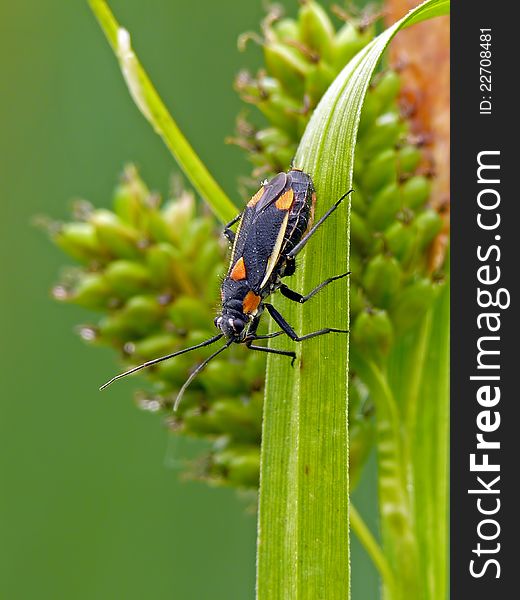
[232,319,245,333]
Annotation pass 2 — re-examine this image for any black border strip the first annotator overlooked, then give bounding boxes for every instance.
[451,2,515,596]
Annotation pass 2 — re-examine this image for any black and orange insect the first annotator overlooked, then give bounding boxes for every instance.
[101,169,352,408]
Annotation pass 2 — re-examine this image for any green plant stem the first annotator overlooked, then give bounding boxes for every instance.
[432,283,450,598]
[388,281,450,599]
[88,0,237,223]
[350,349,419,599]
[349,503,396,595]
[257,166,350,599]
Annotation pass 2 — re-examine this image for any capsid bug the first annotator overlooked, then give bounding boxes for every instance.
[101,169,352,409]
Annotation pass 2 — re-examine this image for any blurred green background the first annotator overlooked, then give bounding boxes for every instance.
[0,1,378,598]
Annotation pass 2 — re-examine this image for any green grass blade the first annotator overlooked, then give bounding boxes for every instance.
[387,278,450,599]
[382,279,449,599]
[350,346,419,594]
[350,504,396,594]
[419,282,449,599]
[256,1,450,599]
[88,0,237,223]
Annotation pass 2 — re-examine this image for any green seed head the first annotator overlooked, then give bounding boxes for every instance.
[353,309,394,362]
[48,1,447,492]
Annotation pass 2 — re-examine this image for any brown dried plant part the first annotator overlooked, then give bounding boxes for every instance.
[385,0,450,272]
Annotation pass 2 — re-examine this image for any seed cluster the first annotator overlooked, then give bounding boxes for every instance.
[49,1,446,490]
[49,167,265,486]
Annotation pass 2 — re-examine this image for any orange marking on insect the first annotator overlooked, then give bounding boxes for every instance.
[230,257,247,281]
[275,188,294,210]
[247,187,264,207]
[242,291,261,314]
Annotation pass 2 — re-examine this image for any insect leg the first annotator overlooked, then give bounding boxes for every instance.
[264,302,348,341]
[279,272,350,304]
[244,312,283,342]
[223,213,242,243]
[249,331,284,341]
[245,341,296,365]
[246,313,262,337]
[286,189,353,259]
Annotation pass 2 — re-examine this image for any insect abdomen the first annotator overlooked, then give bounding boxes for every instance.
[281,170,314,254]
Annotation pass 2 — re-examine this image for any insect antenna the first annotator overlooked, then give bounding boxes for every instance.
[173,339,233,411]
[99,333,224,390]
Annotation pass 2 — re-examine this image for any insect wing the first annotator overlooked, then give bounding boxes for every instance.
[252,172,288,218]
[227,173,287,269]
[226,171,306,292]
[243,179,297,292]
[246,206,291,289]
[227,205,254,270]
